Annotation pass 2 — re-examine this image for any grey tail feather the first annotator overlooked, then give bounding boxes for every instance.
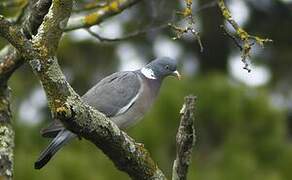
[35,129,76,169]
[41,128,62,139]
[40,120,64,138]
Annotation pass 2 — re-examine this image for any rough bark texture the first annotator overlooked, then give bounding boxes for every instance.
[0,0,53,179]
[0,83,14,180]
[1,0,167,179]
[172,96,196,180]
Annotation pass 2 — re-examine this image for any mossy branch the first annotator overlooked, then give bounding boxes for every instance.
[0,16,32,55]
[0,1,53,178]
[169,0,203,52]
[0,85,14,180]
[73,1,108,13]
[65,0,141,31]
[217,0,272,72]
[0,0,167,179]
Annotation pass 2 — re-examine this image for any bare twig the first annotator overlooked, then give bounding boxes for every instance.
[172,95,196,180]
[85,0,216,45]
[86,23,168,42]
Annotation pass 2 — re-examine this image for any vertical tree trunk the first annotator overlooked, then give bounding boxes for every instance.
[0,83,14,180]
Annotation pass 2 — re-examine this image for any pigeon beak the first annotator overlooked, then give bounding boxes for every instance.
[172,70,181,80]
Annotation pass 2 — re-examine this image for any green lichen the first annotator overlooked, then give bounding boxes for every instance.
[218,0,272,72]
[84,13,100,26]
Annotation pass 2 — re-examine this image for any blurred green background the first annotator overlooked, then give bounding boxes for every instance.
[1,0,292,179]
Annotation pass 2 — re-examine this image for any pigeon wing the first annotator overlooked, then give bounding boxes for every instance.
[82,71,141,117]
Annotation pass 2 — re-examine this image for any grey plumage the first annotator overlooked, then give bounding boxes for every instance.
[35,57,179,169]
[35,130,75,169]
[82,71,141,117]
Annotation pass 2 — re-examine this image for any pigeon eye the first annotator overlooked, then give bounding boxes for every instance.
[165,65,169,70]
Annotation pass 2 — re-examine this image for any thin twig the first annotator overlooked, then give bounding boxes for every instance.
[220,25,243,51]
[217,0,272,72]
[169,0,204,52]
[86,23,168,42]
[73,1,108,13]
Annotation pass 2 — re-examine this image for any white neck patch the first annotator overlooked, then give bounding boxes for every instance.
[140,67,156,79]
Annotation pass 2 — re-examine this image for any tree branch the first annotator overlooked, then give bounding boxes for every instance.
[86,23,168,42]
[0,0,167,179]
[22,0,52,38]
[0,84,14,180]
[0,16,32,55]
[0,46,22,82]
[0,1,52,179]
[65,0,141,31]
[73,1,107,13]
[169,0,203,52]
[217,0,272,72]
[172,95,196,180]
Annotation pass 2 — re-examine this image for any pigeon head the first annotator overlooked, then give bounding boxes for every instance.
[141,57,181,80]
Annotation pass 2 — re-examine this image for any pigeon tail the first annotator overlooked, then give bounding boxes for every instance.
[35,129,76,169]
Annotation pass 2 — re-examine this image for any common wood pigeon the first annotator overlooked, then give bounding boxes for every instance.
[35,57,180,169]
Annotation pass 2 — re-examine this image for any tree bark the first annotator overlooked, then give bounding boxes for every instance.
[0,1,52,178]
[0,0,166,179]
[172,96,196,180]
[0,83,14,180]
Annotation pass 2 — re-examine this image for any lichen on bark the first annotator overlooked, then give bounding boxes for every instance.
[0,85,14,180]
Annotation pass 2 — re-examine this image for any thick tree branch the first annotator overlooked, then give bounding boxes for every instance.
[0,0,139,82]
[0,46,21,82]
[0,0,167,179]
[0,0,52,81]
[0,16,32,55]
[0,1,52,179]
[172,95,196,180]
[0,84,14,180]
[0,0,53,66]
[65,0,141,31]
[22,0,52,38]
[0,18,32,179]
[33,1,166,178]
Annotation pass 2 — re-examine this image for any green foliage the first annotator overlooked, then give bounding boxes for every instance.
[13,73,291,180]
